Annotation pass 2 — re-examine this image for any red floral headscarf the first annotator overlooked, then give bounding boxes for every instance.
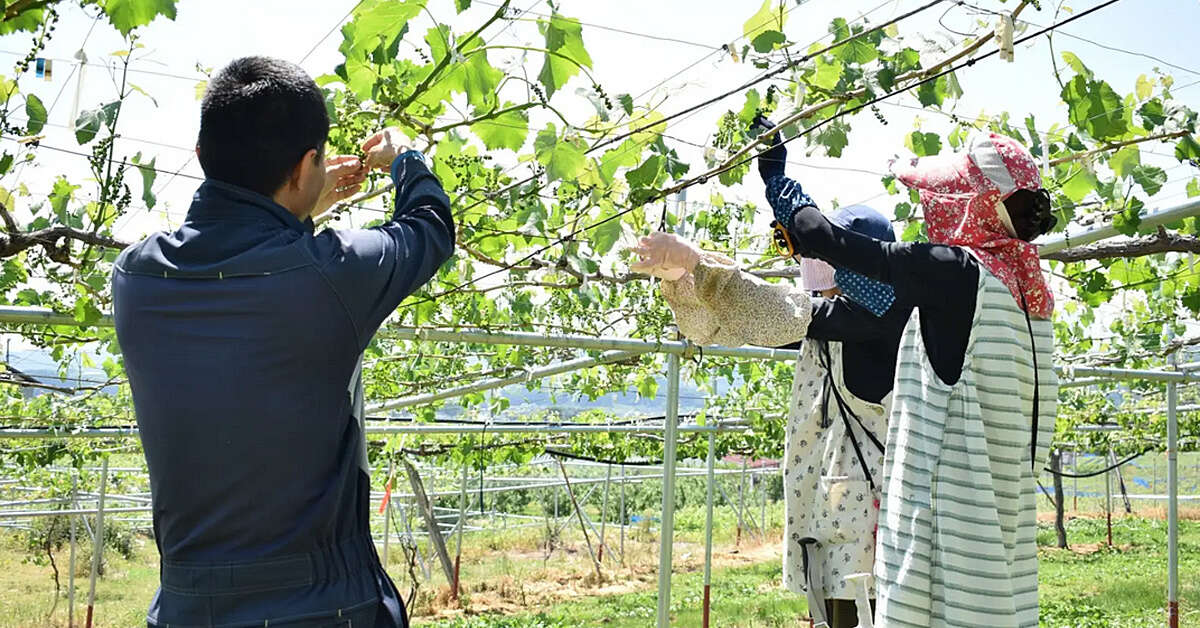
[890,132,1054,319]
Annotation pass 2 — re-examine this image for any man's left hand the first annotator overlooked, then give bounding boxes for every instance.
[313,156,367,219]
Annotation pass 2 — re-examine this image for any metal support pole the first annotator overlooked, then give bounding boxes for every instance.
[656,349,682,628]
[702,432,716,628]
[737,458,747,545]
[1168,351,1180,628]
[599,464,612,563]
[452,459,468,601]
[619,464,626,566]
[68,473,78,628]
[85,458,108,628]
[383,458,394,567]
[1073,443,1078,512]
[760,471,767,541]
[1105,449,1113,548]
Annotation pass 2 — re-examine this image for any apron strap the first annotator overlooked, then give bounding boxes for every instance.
[800,538,831,628]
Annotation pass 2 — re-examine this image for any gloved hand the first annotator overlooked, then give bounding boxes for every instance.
[628,232,702,281]
[753,114,787,183]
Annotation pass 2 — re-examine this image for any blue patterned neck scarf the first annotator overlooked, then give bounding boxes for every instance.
[834,268,896,317]
[829,205,898,317]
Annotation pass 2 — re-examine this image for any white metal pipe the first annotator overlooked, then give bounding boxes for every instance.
[1038,197,1200,255]
[0,420,750,439]
[387,326,802,362]
[656,347,681,628]
[1168,350,1180,628]
[68,473,77,628]
[85,458,108,628]
[702,431,716,628]
[367,349,648,413]
[1058,366,1200,383]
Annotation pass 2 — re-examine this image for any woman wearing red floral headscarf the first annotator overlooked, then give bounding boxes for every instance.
[767,127,1060,628]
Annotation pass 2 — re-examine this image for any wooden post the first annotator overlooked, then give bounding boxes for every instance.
[1051,449,1068,549]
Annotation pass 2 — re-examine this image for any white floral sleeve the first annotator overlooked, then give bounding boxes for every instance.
[660,254,812,347]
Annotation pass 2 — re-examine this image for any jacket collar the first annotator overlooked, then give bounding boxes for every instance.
[186,179,310,233]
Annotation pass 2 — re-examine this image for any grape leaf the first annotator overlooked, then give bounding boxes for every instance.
[102,0,177,36]
[1062,75,1128,140]
[538,13,592,98]
[744,0,786,44]
[470,104,529,151]
[24,94,45,135]
[752,30,786,54]
[1131,164,1167,196]
[1108,145,1140,178]
[534,125,587,182]
[905,131,941,157]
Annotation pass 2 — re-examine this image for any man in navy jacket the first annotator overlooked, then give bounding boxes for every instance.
[113,56,454,627]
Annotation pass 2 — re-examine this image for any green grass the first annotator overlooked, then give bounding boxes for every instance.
[1,514,1197,627]
[416,517,1200,628]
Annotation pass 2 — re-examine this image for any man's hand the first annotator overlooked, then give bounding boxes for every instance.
[312,155,367,219]
[362,128,411,171]
[628,232,702,281]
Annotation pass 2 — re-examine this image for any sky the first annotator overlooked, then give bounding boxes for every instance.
[0,0,1196,406]
[4,0,1199,269]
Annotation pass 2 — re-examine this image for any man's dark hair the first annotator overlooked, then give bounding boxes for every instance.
[198,57,329,197]
[1004,188,1057,242]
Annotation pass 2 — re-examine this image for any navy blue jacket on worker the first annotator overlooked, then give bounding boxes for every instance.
[113,153,454,627]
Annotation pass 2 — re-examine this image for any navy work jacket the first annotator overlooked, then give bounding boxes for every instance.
[113,155,454,627]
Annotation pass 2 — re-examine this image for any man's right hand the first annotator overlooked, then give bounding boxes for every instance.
[361,128,411,171]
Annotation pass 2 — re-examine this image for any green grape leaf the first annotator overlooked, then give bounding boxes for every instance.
[538,13,592,98]
[534,124,587,182]
[1062,75,1128,140]
[344,0,423,54]
[744,0,786,44]
[132,152,157,209]
[905,131,941,157]
[1175,135,1200,162]
[752,29,786,54]
[1108,145,1140,178]
[1138,99,1166,130]
[590,214,623,256]
[916,75,949,108]
[1135,74,1156,101]
[1060,167,1098,203]
[1183,287,1200,314]
[1112,203,1142,236]
[24,94,45,135]
[471,104,529,151]
[455,0,472,12]
[102,0,178,36]
[1187,178,1200,198]
[618,93,634,115]
[599,139,642,182]
[811,120,850,157]
[812,55,842,91]
[0,153,12,177]
[626,155,663,190]
[1060,51,1092,79]
[1131,164,1167,196]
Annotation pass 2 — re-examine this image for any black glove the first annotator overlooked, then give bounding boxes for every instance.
[753,114,787,182]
